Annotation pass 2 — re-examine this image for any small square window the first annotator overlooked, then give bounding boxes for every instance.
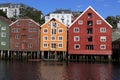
[44,36,48,40]
[74,36,80,42]
[100,44,106,49]
[100,27,106,33]
[1,32,6,37]
[58,28,63,33]
[15,43,20,47]
[58,36,63,41]
[100,36,106,42]
[58,43,63,48]
[29,22,32,26]
[1,42,6,46]
[43,43,48,48]
[51,36,55,40]
[74,27,79,33]
[44,28,48,33]
[97,20,102,24]
[28,43,32,48]
[78,20,83,25]
[74,44,80,49]
[88,13,92,18]
[1,27,6,30]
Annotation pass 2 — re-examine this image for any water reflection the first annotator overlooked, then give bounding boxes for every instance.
[0,61,119,80]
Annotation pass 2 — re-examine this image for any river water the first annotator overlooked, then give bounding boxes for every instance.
[0,61,120,80]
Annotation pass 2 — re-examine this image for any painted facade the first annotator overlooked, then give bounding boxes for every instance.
[10,19,40,51]
[68,6,112,57]
[40,18,67,60]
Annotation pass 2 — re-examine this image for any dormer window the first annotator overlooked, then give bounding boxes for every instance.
[88,13,92,18]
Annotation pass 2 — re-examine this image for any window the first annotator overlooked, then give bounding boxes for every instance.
[74,44,80,49]
[12,28,20,33]
[58,43,63,48]
[1,32,6,37]
[15,43,20,47]
[28,28,33,32]
[87,21,93,26]
[1,42,6,46]
[88,13,92,18]
[43,43,48,48]
[74,27,79,33]
[29,22,32,26]
[86,45,94,50]
[44,36,48,40]
[44,28,48,33]
[28,35,33,39]
[51,43,56,49]
[100,27,106,33]
[87,36,92,42]
[97,20,102,24]
[100,44,106,49]
[28,43,32,48]
[58,28,63,33]
[78,20,83,25]
[1,27,6,30]
[100,36,106,42]
[52,29,56,34]
[58,36,63,41]
[15,35,20,39]
[87,28,93,34]
[51,36,55,40]
[52,22,57,28]
[33,28,37,32]
[74,36,80,41]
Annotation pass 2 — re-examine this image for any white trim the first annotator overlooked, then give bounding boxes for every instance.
[96,20,102,24]
[100,27,106,33]
[58,36,63,41]
[58,28,63,33]
[68,6,112,28]
[43,36,48,41]
[43,28,48,34]
[100,44,106,50]
[51,36,56,41]
[43,42,48,48]
[58,43,63,48]
[78,20,83,25]
[100,36,106,42]
[9,19,40,27]
[74,36,80,42]
[74,27,79,33]
[74,44,80,49]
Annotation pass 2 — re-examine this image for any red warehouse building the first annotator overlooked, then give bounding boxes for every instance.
[10,19,40,59]
[68,6,112,61]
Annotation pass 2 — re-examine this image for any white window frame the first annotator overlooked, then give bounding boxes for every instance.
[74,44,80,49]
[58,36,63,41]
[100,44,106,50]
[1,27,6,30]
[100,36,106,42]
[43,42,48,48]
[58,28,63,33]
[43,28,48,34]
[1,32,6,37]
[74,27,79,33]
[51,43,56,49]
[43,36,48,41]
[97,20,102,24]
[1,42,6,46]
[51,36,56,41]
[100,27,106,33]
[78,20,83,25]
[58,43,63,48]
[15,43,20,47]
[74,36,80,42]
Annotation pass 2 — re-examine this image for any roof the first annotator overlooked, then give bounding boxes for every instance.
[41,18,66,28]
[0,16,12,24]
[112,30,120,42]
[69,6,113,28]
[9,18,40,26]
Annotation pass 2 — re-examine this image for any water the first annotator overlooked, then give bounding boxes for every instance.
[0,61,120,80]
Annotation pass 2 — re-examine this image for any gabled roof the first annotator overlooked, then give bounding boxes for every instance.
[41,18,66,28]
[0,16,12,24]
[9,19,40,26]
[69,6,113,28]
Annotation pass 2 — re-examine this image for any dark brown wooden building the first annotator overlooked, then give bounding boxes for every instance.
[9,19,40,59]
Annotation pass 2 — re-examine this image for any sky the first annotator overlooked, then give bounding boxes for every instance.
[0,0,120,18]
